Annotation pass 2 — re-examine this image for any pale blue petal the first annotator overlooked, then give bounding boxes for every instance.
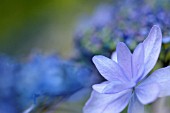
[92,55,127,82]
[116,42,132,80]
[83,89,132,113]
[93,80,135,94]
[136,82,159,104]
[128,93,144,113]
[111,52,117,62]
[132,43,145,81]
[92,81,110,93]
[102,81,135,94]
[143,25,162,76]
[143,66,170,97]
[102,90,132,113]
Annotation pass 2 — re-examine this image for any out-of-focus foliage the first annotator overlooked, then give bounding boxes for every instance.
[0,0,112,56]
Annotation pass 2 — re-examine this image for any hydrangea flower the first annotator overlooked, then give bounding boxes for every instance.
[16,54,93,110]
[0,55,19,113]
[74,1,170,65]
[83,26,170,113]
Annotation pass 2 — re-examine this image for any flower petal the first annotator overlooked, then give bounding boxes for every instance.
[111,52,117,62]
[92,55,127,82]
[143,66,170,97]
[102,81,135,94]
[132,43,145,81]
[116,42,132,80]
[93,80,135,94]
[143,25,162,76]
[136,82,159,104]
[92,81,110,93]
[83,89,132,113]
[102,90,132,113]
[128,93,144,113]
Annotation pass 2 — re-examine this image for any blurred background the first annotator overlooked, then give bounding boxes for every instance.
[0,0,170,113]
[0,0,113,57]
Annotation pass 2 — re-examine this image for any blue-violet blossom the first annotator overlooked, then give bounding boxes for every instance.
[83,25,170,113]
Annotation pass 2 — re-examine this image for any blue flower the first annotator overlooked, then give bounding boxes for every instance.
[83,26,170,113]
[0,55,19,113]
[16,54,93,109]
[74,2,170,65]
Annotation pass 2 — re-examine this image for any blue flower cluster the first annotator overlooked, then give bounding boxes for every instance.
[0,54,94,112]
[74,1,170,65]
[0,55,19,113]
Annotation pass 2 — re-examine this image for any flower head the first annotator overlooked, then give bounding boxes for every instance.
[74,2,170,65]
[83,26,170,113]
[16,54,93,110]
[0,55,19,113]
